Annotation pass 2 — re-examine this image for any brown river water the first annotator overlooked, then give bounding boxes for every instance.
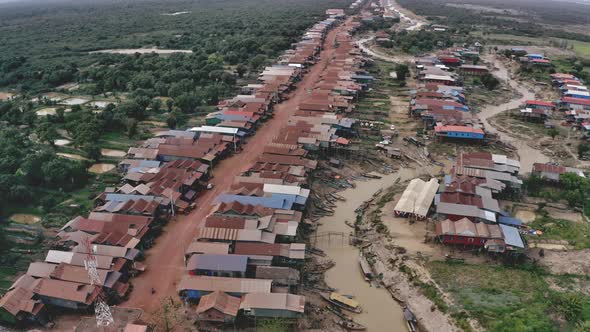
[315,167,433,331]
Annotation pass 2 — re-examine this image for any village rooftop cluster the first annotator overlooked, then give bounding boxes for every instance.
[0,8,375,328]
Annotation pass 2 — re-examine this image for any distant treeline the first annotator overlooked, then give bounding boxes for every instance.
[398,0,590,42]
[0,0,351,93]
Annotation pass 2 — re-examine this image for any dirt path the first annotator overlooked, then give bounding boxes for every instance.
[357,36,414,64]
[121,20,349,314]
[479,55,550,173]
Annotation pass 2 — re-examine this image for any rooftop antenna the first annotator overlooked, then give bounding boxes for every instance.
[84,239,115,328]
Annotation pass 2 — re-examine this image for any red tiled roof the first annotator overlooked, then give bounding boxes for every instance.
[526,100,554,108]
[562,97,590,106]
[196,291,240,317]
[204,216,247,229]
[532,163,566,174]
[439,192,483,208]
[234,243,282,256]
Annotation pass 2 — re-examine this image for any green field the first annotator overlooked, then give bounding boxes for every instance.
[572,40,590,58]
[428,261,590,332]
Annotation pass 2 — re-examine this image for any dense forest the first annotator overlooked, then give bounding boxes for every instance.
[0,0,351,93]
[0,0,353,216]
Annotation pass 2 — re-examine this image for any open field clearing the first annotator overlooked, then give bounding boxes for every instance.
[89,48,193,55]
[88,163,116,174]
[100,148,126,157]
[35,107,71,116]
[56,153,88,161]
[9,214,41,224]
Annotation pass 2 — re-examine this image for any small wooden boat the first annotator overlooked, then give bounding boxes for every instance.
[358,253,373,281]
[403,307,418,332]
[321,292,363,313]
[334,318,367,331]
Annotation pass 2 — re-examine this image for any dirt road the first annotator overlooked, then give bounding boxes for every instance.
[357,36,413,63]
[121,20,348,314]
[479,55,550,173]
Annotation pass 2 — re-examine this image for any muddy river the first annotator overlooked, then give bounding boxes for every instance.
[316,168,430,331]
[479,56,550,173]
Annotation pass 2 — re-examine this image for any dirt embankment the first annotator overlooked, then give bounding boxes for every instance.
[534,249,590,275]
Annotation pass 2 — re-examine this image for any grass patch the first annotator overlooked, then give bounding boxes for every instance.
[571,40,590,59]
[427,261,590,331]
[528,216,590,249]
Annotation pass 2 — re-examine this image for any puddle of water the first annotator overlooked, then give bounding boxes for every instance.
[88,163,116,174]
[316,169,423,331]
[90,101,114,108]
[61,98,89,106]
[9,214,40,224]
[56,153,89,161]
[36,108,72,116]
[101,148,126,157]
[54,139,71,146]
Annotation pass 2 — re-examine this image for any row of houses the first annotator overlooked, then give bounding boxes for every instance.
[508,48,553,68]
[175,12,373,324]
[394,152,526,253]
[547,73,590,137]
[0,9,357,328]
[412,49,487,142]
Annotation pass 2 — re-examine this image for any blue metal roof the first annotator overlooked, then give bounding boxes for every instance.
[218,114,252,122]
[105,194,157,202]
[498,216,523,227]
[499,224,524,248]
[216,194,292,210]
[191,254,248,272]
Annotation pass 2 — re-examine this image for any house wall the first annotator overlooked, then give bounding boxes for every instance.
[190,269,245,278]
[197,308,230,322]
[244,308,303,319]
[440,234,487,246]
[38,296,86,310]
[440,131,484,139]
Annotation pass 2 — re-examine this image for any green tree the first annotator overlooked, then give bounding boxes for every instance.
[127,119,138,138]
[174,94,200,113]
[83,145,101,162]
[150,98,162,113]
[166,99,174,112]
[547,128,559,140]
[41,158,87,191]
[36,122,60,146]
[578,143,590,159]
[395,64,410,81]
[166,114,177,129]
[236,64,248,78]
[481,73,500,90]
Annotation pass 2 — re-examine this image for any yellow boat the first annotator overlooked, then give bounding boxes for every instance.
[321,292,363,313]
